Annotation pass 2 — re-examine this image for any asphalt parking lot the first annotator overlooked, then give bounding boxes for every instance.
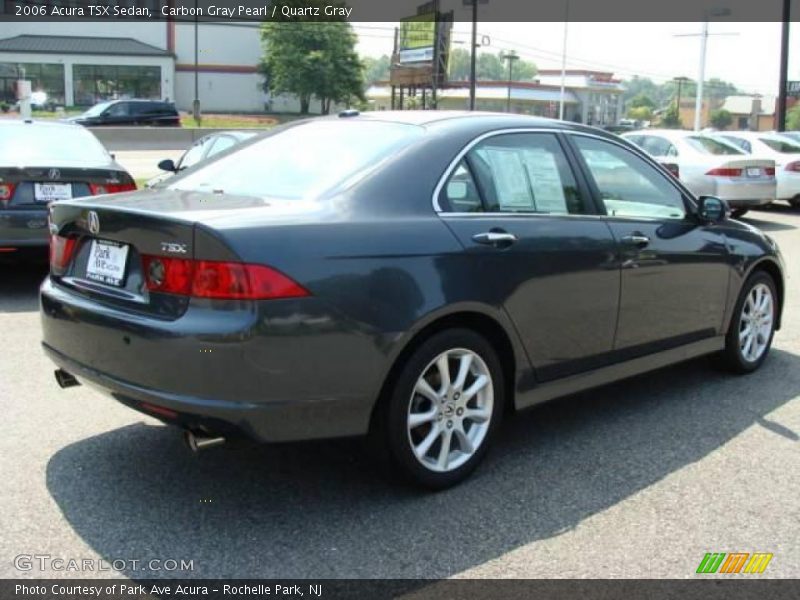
[1,205,798,580]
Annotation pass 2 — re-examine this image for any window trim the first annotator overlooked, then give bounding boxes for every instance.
[432,128,596,217]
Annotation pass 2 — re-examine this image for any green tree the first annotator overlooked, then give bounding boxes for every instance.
[629,93,655,109]
[362,55,390,85]
[660,104,681,128]
[709,108,733,130]
[787,104,800,131]
[628,106,653,121]
[259,3,364,115]
[448,49,536,82]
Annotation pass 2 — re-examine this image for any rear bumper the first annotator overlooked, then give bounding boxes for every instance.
[0,209,49,247]
[713,179,775,208]
[40,277,385,443]
[725,197,773,209]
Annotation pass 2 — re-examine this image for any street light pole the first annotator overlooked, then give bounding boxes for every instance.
[502,51,519,113]
[469,0,478,111]
[776,0,791,131]
[558,0,569,120]
[693,20,708,131]
[193,0,200,126]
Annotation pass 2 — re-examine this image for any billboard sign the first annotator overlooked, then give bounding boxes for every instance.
[788,81,800,97]
[398,14,436,64]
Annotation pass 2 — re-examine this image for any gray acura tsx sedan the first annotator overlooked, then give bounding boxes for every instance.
[41,112,784,488]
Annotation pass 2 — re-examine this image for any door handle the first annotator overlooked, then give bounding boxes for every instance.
[472,231,518,246]
[620,233,650,248]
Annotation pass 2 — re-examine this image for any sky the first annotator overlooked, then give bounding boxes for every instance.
[354,22,800,97]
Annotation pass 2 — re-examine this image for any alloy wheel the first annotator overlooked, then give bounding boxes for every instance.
[406,348,493,473]
[738,282,774,363]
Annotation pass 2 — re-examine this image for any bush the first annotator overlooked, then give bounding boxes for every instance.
[710,108,733,130]
[0,102,9,113]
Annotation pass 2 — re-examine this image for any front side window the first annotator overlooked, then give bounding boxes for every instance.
[572,136,686,220]
[445,133,584,215]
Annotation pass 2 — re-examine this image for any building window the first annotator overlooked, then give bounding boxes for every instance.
[73,64,161,106]
[0,62,66,106]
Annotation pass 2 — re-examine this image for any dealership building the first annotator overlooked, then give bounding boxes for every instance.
[0,20,280,112]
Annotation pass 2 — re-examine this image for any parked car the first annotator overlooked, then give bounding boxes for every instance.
[622,129,776,218]
[0,120,135,254]
[776,131,800,145]
[41,112,784,489]
[68,99,180,127]
[713,131,800,208]
[146,131,257,187]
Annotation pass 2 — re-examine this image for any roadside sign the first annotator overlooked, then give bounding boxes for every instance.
[789,81,800,97]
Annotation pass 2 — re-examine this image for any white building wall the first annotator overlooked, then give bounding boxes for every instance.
[175,70,266,112]
[173,22,261,65]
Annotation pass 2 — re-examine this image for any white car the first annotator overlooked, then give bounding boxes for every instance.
[622,129,776,217]
[713,131,800,208]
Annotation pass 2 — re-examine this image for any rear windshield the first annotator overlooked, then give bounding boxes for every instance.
[0,124,111,163]
[685,136,744,155]
[167,120,425,200]
[759,137,800,153]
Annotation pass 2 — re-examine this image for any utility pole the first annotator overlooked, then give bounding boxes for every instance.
[193,0,200,125]
[776,0,791,131]
[558,0,570,120]
[694,20,709,131]
[674,11,735,132]
[502,51,519,113]
[465,0,488,111]
[673,76,690,127]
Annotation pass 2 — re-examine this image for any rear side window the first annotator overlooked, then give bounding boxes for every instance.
[440,133,585,215]
[686,136,743,155]
[759,137,800,153]
[640,136,678,158]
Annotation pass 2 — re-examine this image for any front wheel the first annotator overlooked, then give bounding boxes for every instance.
[377,329,505,489]
[718,271,777,373]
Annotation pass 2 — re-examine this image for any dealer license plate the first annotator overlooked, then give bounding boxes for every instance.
[85,239,129,287]
[34,183,72,203]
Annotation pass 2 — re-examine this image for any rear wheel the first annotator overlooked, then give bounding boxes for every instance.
[789,197,800,209]
[376,329,504,489]
[731,209,749,219]
[718,271,777,373]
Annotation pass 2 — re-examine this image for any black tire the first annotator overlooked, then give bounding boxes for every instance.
[731,209,749,219]
[789,197,800,209]
[373,328,505,490]
[717,271,778,374]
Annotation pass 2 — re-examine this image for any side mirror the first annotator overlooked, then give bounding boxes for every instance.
[697,195,728,223]
[158,159,177,173]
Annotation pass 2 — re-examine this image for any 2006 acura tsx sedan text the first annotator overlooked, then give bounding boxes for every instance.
[41,112,785,488]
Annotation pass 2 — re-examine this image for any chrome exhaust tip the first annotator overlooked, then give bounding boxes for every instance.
[184,430,225,452]
[54,369,80,389]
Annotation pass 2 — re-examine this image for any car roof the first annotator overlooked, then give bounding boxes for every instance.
[0,118,87,130]
[328,110,622,141]
[622,129,706,140]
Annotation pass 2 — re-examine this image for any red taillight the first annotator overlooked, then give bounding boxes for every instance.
[49,234,77,270]
[0,183,15,205]
[142,256,310,300]
[89,182,137,195]
[785,161,800,173]
[706,167,743,177]
[142,255,193,295]
[765,167,776,176]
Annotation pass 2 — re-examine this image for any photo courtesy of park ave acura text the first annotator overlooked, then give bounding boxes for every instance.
[0,0,798,597]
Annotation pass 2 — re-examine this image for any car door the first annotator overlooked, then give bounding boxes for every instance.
[568,133,731,355]
[437,131,620,381]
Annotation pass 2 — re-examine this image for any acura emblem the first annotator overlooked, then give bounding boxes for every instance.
[87,211,100,235]
[48,168,60,180]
